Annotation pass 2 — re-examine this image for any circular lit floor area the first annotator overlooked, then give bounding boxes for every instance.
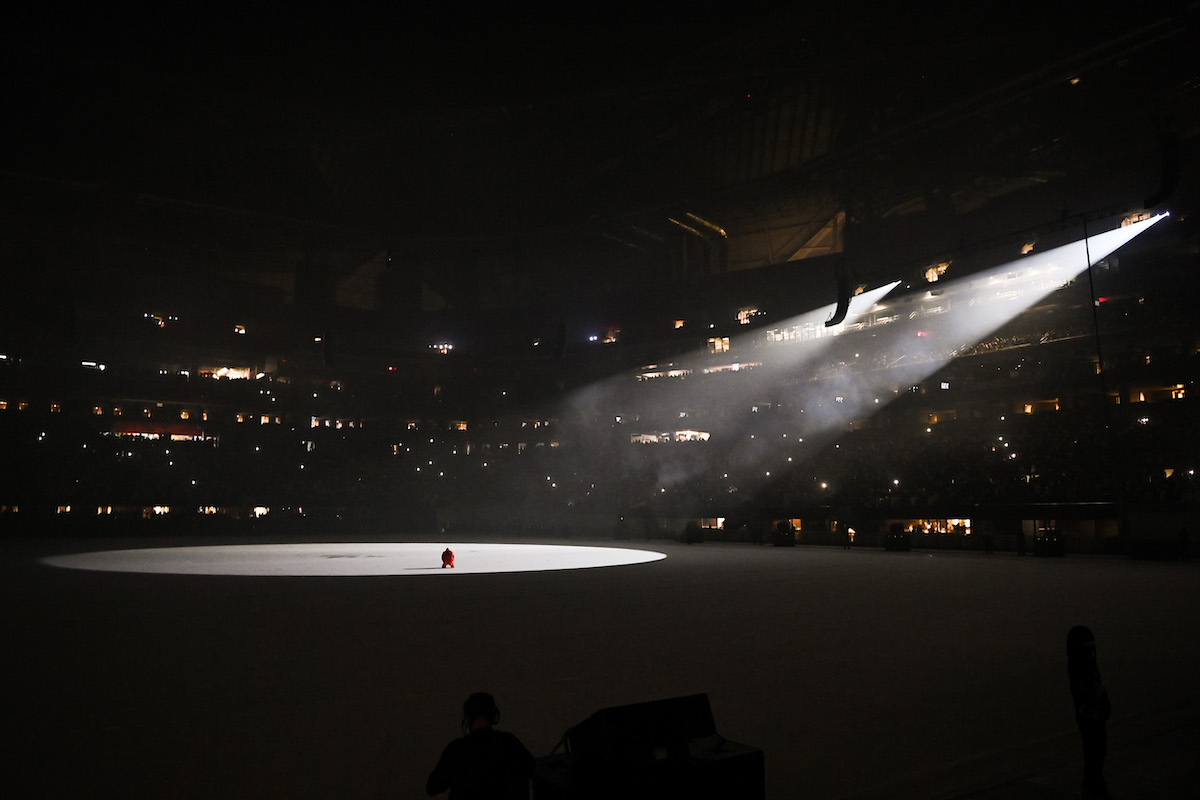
[40,542,666,576]
[8,538,1200,800]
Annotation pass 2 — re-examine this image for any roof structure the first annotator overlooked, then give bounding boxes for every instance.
[4,2,1199,318]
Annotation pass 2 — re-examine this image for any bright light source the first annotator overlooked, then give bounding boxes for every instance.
[44,543,667,576]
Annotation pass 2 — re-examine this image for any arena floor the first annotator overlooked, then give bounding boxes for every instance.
[5,535,1198,799]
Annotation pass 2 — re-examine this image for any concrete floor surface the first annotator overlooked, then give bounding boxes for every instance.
[4,536,1198,799]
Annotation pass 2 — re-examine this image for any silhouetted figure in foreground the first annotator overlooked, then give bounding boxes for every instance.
[1067,626,1111,800]
[427,692,534,799]
[1016,529,1027,556]
[441,548,455,569]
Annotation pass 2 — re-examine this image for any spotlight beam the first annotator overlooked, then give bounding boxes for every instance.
[563,213,1167,500]
[732,212,1171,478]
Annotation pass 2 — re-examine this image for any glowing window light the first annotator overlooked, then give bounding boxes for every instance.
[252,506,269,518]
[924,262,950,282]
[708,337,730,354]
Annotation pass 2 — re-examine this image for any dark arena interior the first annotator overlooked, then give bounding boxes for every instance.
[4,3,1200,798]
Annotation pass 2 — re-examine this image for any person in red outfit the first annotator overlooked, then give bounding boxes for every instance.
[441,548,455,568]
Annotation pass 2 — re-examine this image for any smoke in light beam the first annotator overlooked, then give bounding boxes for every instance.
[562,213,1168,496]
[907,211,1170,357]
[748,211,1171,469]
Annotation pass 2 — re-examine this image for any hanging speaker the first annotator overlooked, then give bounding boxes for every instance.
[825,264,850,327]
